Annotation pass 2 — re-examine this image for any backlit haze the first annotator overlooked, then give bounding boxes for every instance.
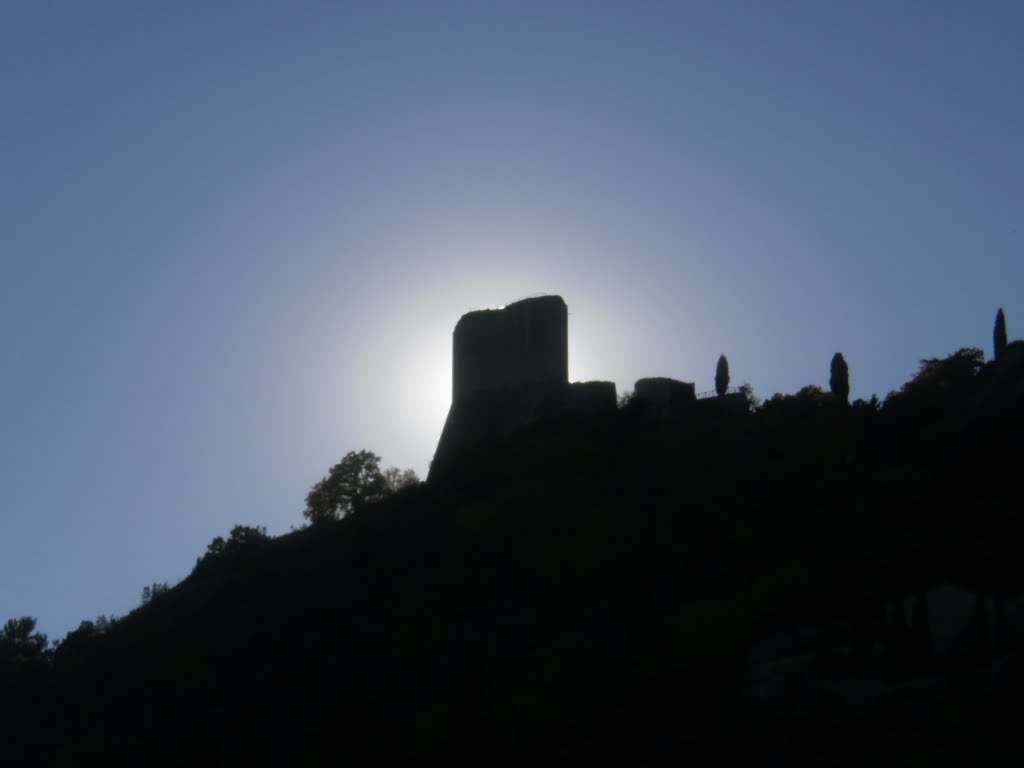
[2,2,1022,640]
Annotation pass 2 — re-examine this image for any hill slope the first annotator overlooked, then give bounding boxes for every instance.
[4,345,1024,766]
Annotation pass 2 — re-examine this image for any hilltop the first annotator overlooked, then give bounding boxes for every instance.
[3,341,1024,766]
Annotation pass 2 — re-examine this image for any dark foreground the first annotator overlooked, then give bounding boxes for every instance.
[3,345,1024,766]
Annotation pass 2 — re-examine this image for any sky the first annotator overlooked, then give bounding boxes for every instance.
[2,1,1022,641]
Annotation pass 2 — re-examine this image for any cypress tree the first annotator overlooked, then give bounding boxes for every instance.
[829,352,850,403]
[715,354,730,396]
[994,308,1007,361]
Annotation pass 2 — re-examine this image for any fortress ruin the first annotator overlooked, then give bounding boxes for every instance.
[429,294,751,478]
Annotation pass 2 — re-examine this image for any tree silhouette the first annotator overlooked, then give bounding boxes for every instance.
[52,615,116,667]
[829,353,850,403]
[140,582,170,606]
[381,467,420,494]
[0,617,48,663]
[715,355,730,396]
[304,449,386,523]
[205,525,269,559]
[994,308,1007,361]
[891,348,984,406]
[737,382,759,409]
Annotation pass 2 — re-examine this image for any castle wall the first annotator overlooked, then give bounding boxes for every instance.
[568,381,617,413]
[634,377,696,418]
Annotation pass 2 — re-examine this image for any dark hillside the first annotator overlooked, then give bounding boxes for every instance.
[4,346,1024,766]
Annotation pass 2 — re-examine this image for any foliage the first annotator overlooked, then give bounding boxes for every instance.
[618,389,650,418]
[853,394,880,410]
[872,347,988,451]
[304,449,386,523]
[0,616,51,763]
[737,381,759,409]
[140,582,170,606]
[995,308,1007,360]
[829,352,850,403]
[914,347,984,385]
[382,466,420,495]
[887,347,984,409]
[762,384,829,411]
[0,617,49,663]
[303,450,420,523]
[715,354,730,396]
[205,524,269,559]
[62,615,115,643]
[53,615,116,665]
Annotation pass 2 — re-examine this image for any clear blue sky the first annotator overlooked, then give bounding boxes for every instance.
[2,1,1022,641]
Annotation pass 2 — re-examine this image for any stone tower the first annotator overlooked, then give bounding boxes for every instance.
[430,295,615,478]
[452,295,568,400]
